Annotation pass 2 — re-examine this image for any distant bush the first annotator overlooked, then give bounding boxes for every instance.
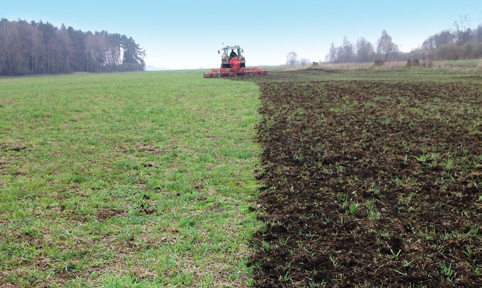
[436,42,482,60]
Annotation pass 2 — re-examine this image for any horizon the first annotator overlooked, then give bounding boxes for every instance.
[3,0,481,70]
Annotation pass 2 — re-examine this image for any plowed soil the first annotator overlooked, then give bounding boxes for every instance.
[245,73,481,287]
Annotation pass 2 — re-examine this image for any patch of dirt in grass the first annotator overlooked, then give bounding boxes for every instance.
[115,142,170,156]
[96,208,128,221]
[138,202,156,215]
[0,143,28,175]
[0,143,27,153]
[249,79,481,287]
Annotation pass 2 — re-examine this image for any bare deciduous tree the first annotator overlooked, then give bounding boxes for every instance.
[286,51,298,66]
[325,43,337,62]
[376,30,399,61]
[356,37,374,62]
[340,37,355,62]
[453,15,472,45]
[422,30,454,50]
[300,58,311,66]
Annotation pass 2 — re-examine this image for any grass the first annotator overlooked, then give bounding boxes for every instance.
[0,71,264,287]
[433,59,481,68]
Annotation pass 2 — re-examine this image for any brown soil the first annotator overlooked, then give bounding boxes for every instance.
[246,76,481,287]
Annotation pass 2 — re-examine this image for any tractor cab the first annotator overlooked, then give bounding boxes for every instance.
[219,45,243,60]
[219,45,245,68]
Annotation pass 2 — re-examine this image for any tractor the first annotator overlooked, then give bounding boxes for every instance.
[203,45,267,78]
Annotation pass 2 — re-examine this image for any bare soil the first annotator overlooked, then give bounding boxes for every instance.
[245,74,481,287]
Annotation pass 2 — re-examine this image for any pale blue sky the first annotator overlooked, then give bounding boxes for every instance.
[3,0,481,69]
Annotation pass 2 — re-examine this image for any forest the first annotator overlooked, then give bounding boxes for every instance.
[0,19,145,76]
[325,24,482,64]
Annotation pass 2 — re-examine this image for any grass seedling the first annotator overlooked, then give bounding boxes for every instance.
[279,236,290,246]
[403,259,414,267]
[329,254,341,268]
[387,243,401,260]
[462,245,472,256]
[368,210,381,220]
[348,203,358,215]
[440,261,455,281]
[415,154,428,163]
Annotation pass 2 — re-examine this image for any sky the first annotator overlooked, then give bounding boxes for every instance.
[3,0,482,70]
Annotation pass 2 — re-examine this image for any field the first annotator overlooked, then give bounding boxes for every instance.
[0,65,481,287]
[244,67,481,287]
[0,71,263,287]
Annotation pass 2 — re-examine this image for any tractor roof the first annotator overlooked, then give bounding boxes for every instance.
[222,45,241,50]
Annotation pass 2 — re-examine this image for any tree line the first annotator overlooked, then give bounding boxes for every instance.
[325,30,400,64]
[323,21,482,64]
[0,19,145,76]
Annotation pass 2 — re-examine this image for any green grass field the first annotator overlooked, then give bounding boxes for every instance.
[0,71,264,287]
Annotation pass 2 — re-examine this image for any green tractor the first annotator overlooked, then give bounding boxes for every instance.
[219,45,246,69]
